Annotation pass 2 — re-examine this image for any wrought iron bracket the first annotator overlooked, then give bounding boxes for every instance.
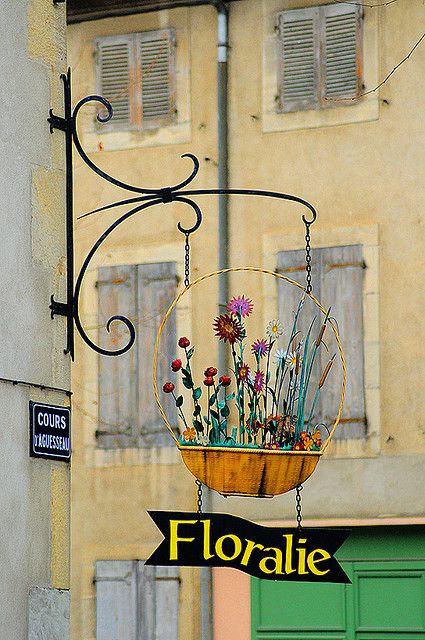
[49,68,317,361]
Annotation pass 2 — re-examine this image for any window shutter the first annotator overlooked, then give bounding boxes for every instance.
[97,265,138,448]
[322,4,362,102]
[137,564,179,640]
[139,29,176,128]
[318,245,366,439]
[95,560,137,640]
[277,7,319,113]
[95,34,134,129]
[277,246,366,440]
[137,263,177,447]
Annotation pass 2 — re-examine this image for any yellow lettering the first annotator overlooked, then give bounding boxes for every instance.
[215,534,242,561]
[169,519,197,560]
[296,538,308,575]
[200,519,215,560]
[259,547,284,575]
[282,534,296,574]
[240,540,264,566]
[307,548,331,575]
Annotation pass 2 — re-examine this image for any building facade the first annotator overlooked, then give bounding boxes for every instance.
[68,1,425,639]
[0,1,69,638]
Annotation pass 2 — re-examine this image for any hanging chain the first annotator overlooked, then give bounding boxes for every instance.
[184,233,190,288]
[195,479,203,514]
[304,221,312,294]
[295,484,303,531]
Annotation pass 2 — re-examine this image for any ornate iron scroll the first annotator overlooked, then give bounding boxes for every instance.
[48,68,317,360]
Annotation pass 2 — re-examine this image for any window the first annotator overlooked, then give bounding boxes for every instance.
[95,560,180,640]
[277,3,362,113]
[277,245,366,440]
[95,29,176,130]
[96,262,178,448]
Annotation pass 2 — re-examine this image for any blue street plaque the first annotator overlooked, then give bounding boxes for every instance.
[29,401,71,461]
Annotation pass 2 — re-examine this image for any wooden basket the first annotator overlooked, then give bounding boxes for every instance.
[178,445,321,497]
[154,267,346,498]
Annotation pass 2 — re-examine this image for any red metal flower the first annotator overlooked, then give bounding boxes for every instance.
[238,363,250,381]
[251,338,269,358]
[204,376,214,386]
[219,375,231,387]
[171,358,182,372]
[204,366,218,377]
[213,314,243,344]
[178,337,190,348]
[163,382,175,393]
[253,370,265,394]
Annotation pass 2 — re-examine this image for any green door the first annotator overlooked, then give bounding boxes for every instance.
[251,526,425,640]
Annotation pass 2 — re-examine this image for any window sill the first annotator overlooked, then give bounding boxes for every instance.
[81,120,190,153]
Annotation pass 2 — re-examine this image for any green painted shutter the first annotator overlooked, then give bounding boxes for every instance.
[137,262,177,447]
[97,265,138,448]
[277,245,366,440]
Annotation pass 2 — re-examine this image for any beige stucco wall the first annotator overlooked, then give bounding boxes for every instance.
[0,1,69,638]
[69,1,425,637]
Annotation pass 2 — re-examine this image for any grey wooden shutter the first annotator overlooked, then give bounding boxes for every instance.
[277,245,366,439]
[277,3,362,112]
[138,564,179,640]
[137,263,177,447]
[322,4,362,102]
[96,560,137,640]
[97,265,138,448]
[139,29,176,128]
[277,7,319,113]
[318,245,366,439]
[95,34,135,129]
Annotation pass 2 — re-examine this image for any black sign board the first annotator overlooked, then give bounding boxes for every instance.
[29,401,71,461]
[146,511,351,583]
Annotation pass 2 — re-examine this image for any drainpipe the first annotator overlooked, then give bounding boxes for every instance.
[214,1,229,376]
[200,10,228,640]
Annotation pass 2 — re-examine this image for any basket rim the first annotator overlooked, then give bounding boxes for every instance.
[177,444,323,457]
[154,266,346,453]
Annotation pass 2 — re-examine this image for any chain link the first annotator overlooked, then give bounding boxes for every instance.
[196,479,203,514]
[184,233,190,288]
[295,484,303,531]
[304,222,312,294]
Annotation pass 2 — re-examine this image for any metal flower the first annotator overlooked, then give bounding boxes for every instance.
[238,362,250,381]
[273,348,287,366]
[253,370,265,394]
[213,314,243,344]
[226,295,253,318]
[251,338,269,358]
[266,319,283,340]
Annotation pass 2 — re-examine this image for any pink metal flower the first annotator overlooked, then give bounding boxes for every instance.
[253,370,265,394]
[213,314,243,344]
[251,338,269,358]
[226,295,253,318]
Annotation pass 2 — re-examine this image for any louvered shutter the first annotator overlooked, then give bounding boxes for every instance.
[137,263,177,447]
[139,29,176,128]
[277,4,362,112]
[97,265,138,448]
[95,35,135,129]
[96,561,137,640]
[277,8,319,113]
[322,4,362,102]
[137,564,179,640]
[277,246,366,440]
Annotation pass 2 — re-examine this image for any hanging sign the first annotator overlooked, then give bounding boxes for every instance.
[146,511,350,583]
[29,401,71,462]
